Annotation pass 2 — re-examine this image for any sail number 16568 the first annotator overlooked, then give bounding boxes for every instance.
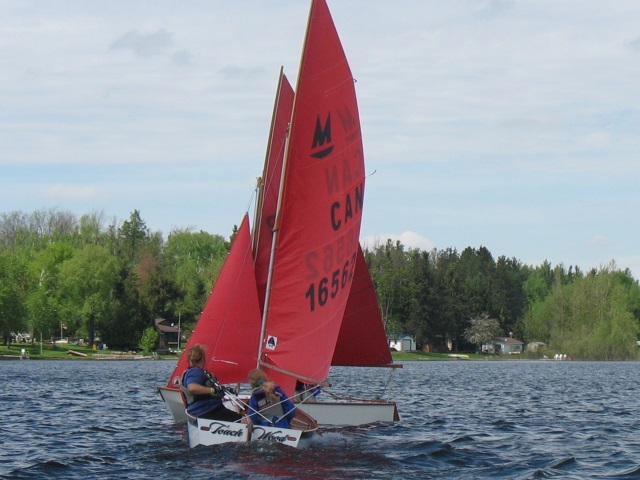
[305,253,356,312]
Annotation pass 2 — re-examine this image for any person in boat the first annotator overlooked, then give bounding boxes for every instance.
[181,344,244,422]
[293,380,322,403]
[247,369,295,429]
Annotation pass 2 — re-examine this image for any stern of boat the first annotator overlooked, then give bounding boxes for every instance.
[157,386,188,423]
[186,411,250,448]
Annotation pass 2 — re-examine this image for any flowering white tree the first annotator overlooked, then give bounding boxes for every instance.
[464,313,502,351]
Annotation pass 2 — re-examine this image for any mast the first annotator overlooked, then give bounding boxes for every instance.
[256,1,315,371]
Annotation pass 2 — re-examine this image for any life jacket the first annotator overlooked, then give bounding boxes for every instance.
[180,367,222,406]
[252,387,286,425]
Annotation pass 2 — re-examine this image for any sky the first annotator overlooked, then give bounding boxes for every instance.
[2,1,639,278]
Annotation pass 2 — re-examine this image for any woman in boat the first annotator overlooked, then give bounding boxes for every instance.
[294,380,328,402]
[247,369,295,429]
[182,344,244,422]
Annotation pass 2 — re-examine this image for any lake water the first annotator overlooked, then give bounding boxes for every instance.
[1,359,639,479]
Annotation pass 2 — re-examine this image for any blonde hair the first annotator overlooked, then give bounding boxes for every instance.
[248,368,267,388]
[248,369,278,401]
[187,344,206,367]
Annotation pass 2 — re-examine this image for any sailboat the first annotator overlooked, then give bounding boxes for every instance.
[158,0,398,445]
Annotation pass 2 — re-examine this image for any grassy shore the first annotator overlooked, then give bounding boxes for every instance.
[1,343,498,361]
[390,351,493,361]
[0,343,177,360]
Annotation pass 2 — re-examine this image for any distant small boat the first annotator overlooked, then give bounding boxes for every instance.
[67,349,88,357]
[448,354,470,360]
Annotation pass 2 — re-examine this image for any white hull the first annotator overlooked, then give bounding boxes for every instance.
[186,410,316,448]
[295,399,400,426]
[159,386,399,427]
[158,387,187,422]
[188,414,248,446]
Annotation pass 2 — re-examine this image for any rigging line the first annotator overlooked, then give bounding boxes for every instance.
[244,181,259,221]
[227,389,294,426]
[296,382,387,403]
[223,390,272,424]
[378,367,396,399]
[293,384,327,403]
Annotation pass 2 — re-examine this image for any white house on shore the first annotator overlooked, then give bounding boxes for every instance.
[482,336,524,355]
[388,334,416,352]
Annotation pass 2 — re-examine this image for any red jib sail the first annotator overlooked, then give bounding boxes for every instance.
[167,215,262,387]
[260,0,366,390]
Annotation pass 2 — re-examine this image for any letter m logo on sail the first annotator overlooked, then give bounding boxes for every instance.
[310,113,334,159]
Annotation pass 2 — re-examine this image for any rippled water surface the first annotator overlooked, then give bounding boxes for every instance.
[1,359,639,479]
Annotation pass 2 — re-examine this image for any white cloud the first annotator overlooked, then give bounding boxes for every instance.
[109,29,174,57]
[587,235,607,249]
[43,184,104,202]
[1,0,639,282]
[362,231,435,252]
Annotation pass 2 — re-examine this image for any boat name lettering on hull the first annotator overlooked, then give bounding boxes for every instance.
[252,427,294,443]
[206,422,245,438]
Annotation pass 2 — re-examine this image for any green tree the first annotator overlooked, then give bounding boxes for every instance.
[112,211,165,347]
[26,242,75,338]
[59,245,119,347]
[403,249,435,348]
[492,256,528,335]
[0,251,30,345]
[365,239,411,334]
[139,326,159,354]
[430,247,461,350]
[118,210,149,264]
[77,211,108,246]
[163,229,228,324]
[521,263,640,359]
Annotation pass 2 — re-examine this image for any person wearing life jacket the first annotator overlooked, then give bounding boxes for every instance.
[181,344,244,422]
[247,369,295,429]
[294,380,325,403]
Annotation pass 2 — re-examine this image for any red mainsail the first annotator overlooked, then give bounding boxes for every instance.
[167,215,262,387]
[255,70,391,381]
[253,71,295,313]
[260,0,366,389]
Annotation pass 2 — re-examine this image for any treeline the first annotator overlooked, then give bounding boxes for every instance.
[363,240,640,360]
[1,209,639,359]
[0,208,230,349]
